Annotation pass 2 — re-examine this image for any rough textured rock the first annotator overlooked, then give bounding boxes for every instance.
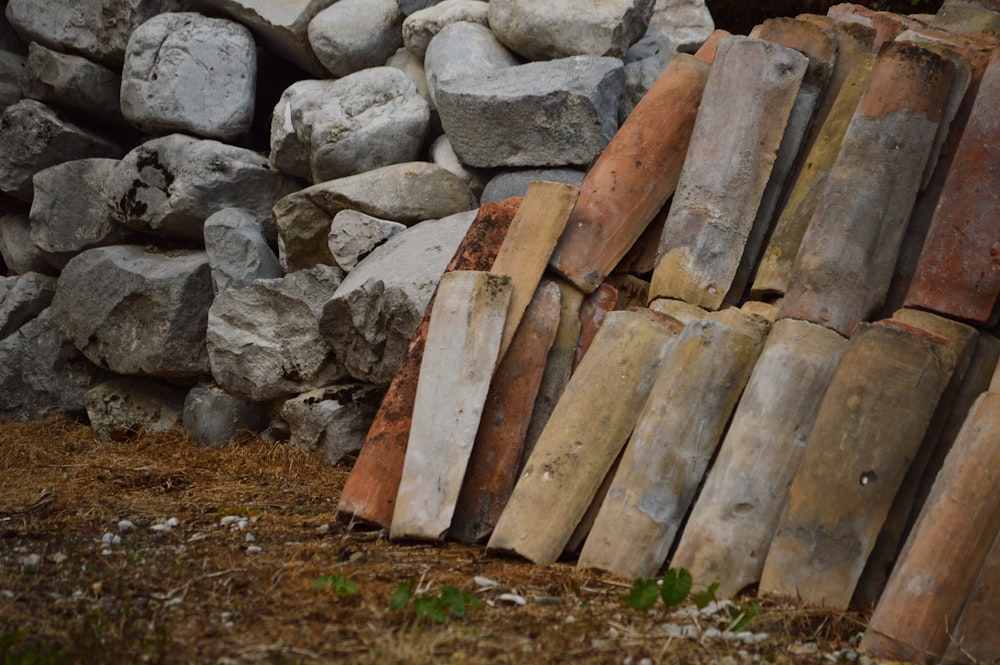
[106,134,301,242]
[203,208,283,293]
[488,0,656,60]
[0,272,57,339]
[480,168,587,203]
[620,28,677,122]
[399,0,445,14]
[279,384,382,465]
[423,20,520,107]
[269,70,430,184]
[200,0,338,75]
[85,376,187,440]
[30,158,135,257]
[120,12,256,141]
[308,0,404,77]
[273,161,477,271]
[402,0,490,58]
[319,210,477,385]
[385,46,431,105]
[207,265,347,402]
[0,50,25,110]
[328,210,406,273]
[5,0,191,66]
[51,246,214,378]
[435,56,624,168]
[650,0,715,52]
[0,213,58,275]
[0,99,122,201]
[22,42,123,122]
[0,307,108,421]
[182,382,271,447]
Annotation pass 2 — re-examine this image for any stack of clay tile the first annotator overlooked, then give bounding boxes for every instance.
[336,2,1000,661]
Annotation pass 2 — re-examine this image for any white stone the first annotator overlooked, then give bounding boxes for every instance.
[308,0,403,77]
[402,0,490,58]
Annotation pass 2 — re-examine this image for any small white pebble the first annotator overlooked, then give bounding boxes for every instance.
[497,592,527,606]
[18,554,42,568]
[703,627,724,640]
[219,515,240,527]
[166,517,180,528]
[163,597,182,608]
[48,552,68,564]
[101,548,112,556]
[117,519,134,530]
[622,656,634,665]
[639,659,653,665]
[101,532,122,546]
[150,523,171,532]
[608,627,619,638]
[246,545,262,554]
[315,523,330,534]
[473,576,498,588]
[2,590,14,599]
[564,614,575,624]
[244,533,255,542]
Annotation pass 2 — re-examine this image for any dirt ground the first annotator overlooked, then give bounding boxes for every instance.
[0,418,874,664]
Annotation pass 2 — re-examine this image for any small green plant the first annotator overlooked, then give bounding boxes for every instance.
[622,567,760,632]
[313,573,358,596]
[389,581,484,625]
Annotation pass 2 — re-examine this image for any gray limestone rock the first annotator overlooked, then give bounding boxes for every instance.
[480,167,587,203]
[22,42,123,122]
[206,265,348,402]
[402,0,490,58]
[428,133,490,196]
[106,133,301,242]
[620,27,677,123]
[308,0,403,77]
[435,56,624,168]
[328,210,405,273]
[204,208,283,293]
[423,21,519,108]
[120,13,256,141]
[273,161,477,271]
[193,0,337,75]
[279,384,382,464]
[488,0,655,60]
[0,307,108,421]
[0,99,123,201]
[85,376,186,440]
[30,158,135,256]
[0,213,58,275]
[0,49,24,110]
[650,0,714,53]
[182,382,271,447]
[0,271,56,338]
[384,46,431,106]
[5,0,192,66]
[318,209,476,385]
[269,69,430,184]
[51,246,214,378]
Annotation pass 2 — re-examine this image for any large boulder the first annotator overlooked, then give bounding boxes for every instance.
[105,133,301,242]
[30,158,135,257]
[279,384,382,465]
[650,0,715,53]
[273,161,477,271]
[22,42,123,122]
[488,0,655,60]
[435,56,624,168]
[0,213,59,275]
[0,272,57,339]
[120,12,257,140]
[182,382,271,447]
[318,209,476,385]
[51,246,214,378]
[0,50,25,110]
[402,0,490,58]
[308,0,404,77]
[5,0,191,65]
[204,208,283,293]
[0,308,108,421]
[423,20,520,107]
[269,69,430,183]
[85,376,186,440]
[0,99,123,201]
[206,265,347,402]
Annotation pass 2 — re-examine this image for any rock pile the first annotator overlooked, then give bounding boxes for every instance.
[0,0,712,451]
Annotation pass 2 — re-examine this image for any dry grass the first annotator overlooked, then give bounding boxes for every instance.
[1,418,870,664]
